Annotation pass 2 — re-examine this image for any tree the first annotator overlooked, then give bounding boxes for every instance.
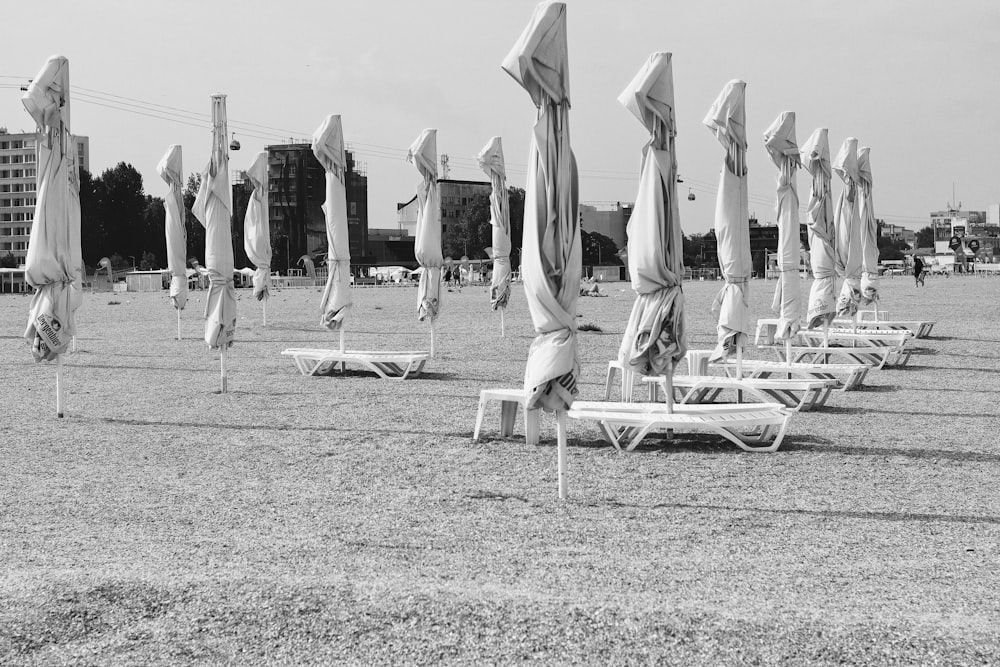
[877,236,908,261]
[0,251,16,269]
[683,233,705,267]
[140,195,166,267]
[78,167,105,265]
[915,225,934,249]
[98,163,148,262]
[581,230,621,266]
[443,192,491,259]
[184,173,204,264]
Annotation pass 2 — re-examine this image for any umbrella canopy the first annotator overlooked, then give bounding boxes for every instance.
[298,255,316,279]
[703,79,751,362]
[243,150,271,302]
[158,145,187,310]
[22,55,82,362]
[192,94,236,349]
[478,136,512,311]
[763,111,802,341]
[833,137,862,317]
[407,128,443,322]
[503,0,581,412]
[857,146,879,305]
[800,128,836,329]
[313,114,353,331]
[616,51,686,376]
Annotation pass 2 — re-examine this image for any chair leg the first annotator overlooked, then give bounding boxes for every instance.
[500,400,517,437]
[473,394,487,442]
[525,407,540,445]
[604,365,618,400]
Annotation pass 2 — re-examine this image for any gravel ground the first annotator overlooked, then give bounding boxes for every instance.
[1,274,999,665]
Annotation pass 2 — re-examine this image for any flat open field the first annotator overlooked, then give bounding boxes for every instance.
[2,274,999,665]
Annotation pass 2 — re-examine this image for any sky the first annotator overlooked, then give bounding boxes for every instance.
[3,0,998,235]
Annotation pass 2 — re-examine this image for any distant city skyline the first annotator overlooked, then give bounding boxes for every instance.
[2,0,997,236]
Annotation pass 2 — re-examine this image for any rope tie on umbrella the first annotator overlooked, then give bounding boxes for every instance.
[724,277,749,285]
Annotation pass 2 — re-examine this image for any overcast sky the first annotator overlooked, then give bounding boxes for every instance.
[3,0,997,235]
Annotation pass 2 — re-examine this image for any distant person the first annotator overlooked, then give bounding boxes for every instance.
[913,256,924,287]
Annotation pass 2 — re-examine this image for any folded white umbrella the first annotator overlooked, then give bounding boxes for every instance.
[763,111,802,341]
[192,94,236,391]
[243,150,271,320]
[704,80,751,366]
[616,52,686,386]
[478,136,512,332]
[800,128,837,329]
[22,55,82,417]
[313,115,353,343]
[857,146,879,306]
[158,145,187,324]
[504,0,580,498]
[833,137,862,318]
[407,128,444,356]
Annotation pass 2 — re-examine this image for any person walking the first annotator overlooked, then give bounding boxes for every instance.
[913,256,924,287]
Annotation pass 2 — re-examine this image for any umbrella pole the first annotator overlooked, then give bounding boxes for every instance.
[177,309,182,341]
[220,346,228,394]
[736,343,743,379]
[785,338,792,367]
[665,361,674,414]
[56,354,64,418]
[71,336,76,353]
[430,320,436,358]
[339,328,345,353]
[556,410,568,499]
[500,308,505,337]
[852,312,858,336]
[262,298,267,327]
[823,321,830,348]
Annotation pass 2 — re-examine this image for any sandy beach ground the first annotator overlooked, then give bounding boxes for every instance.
[2,274,999,664]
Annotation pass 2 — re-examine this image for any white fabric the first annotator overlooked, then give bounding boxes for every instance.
[616,52,686,377]
[313,115,353,331]
[857,146,879,305]
[407,129,443,322]
[22,55,82,362]
[192,94,236,349]
[763,111,801,341]
[503,1,581,412]
[833,137,862,317]
[478,136,512,311]
[704,80,751,363]
[243,150,271,303]
[800,128,837,328]
[158,144,187,310]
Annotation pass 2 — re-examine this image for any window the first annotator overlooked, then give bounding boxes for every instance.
[24,197,35,207]
[11,199,22,207]
[0,170,8,179]
[25,183,35,192]
[11,155,22,164]
[15,241,27,251]
[0,199,9,207]
[24,153,35,163]
[0,157,9,164]
[349,202,357,215]
[0,214,9,222]
[0,242,10,251]
[25,169,34,178]
[14,213,26,221]
[12,184,22,193]
[0,185,8,193]
[12,170,22,178]
[11,141,22,149]
[23,140,34,149]
[0,142,8,150]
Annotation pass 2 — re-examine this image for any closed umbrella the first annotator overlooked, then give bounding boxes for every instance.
[704,80,751,373]
[503,0,580,499]
[857,146,879,309]
[407,128,443,357]
[763,111,802,346]
[243,150,271,324]
[158,144,187,339]
[192,94,236,392]
[313,114,353,350]
[478,136,512,335]
[22,55,82,418]
[800,128,836,332]
[616,51,686,408]
[833,137,862,319]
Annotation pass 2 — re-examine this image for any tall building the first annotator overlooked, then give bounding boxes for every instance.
[0,128,89,266]
[396,178,493,240]
[929,208,986,253]
[263,144,368,273]
[578,202,632,250]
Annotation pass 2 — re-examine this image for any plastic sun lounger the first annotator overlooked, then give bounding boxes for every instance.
[831,317,935,339]
[567,401,792,453]
[641,374,837,412]
[756,318,918,346]
[792,329,913,368]
[281,348,430,380]
[685,350,869,391]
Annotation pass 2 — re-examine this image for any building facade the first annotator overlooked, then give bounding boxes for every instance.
[0,128,89,266]
[396,178,493,241]
[263,144,369,273]
[880,222,916,247]
[578,202,632,250]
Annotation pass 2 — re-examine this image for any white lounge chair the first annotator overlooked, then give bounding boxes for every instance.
[788,329,913,368]
[831,315,934,339]
[472,388,540,445]
[281,348,430,380]
[642,374,837,412]
[567,400,792,453]
[684,349,869,391]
